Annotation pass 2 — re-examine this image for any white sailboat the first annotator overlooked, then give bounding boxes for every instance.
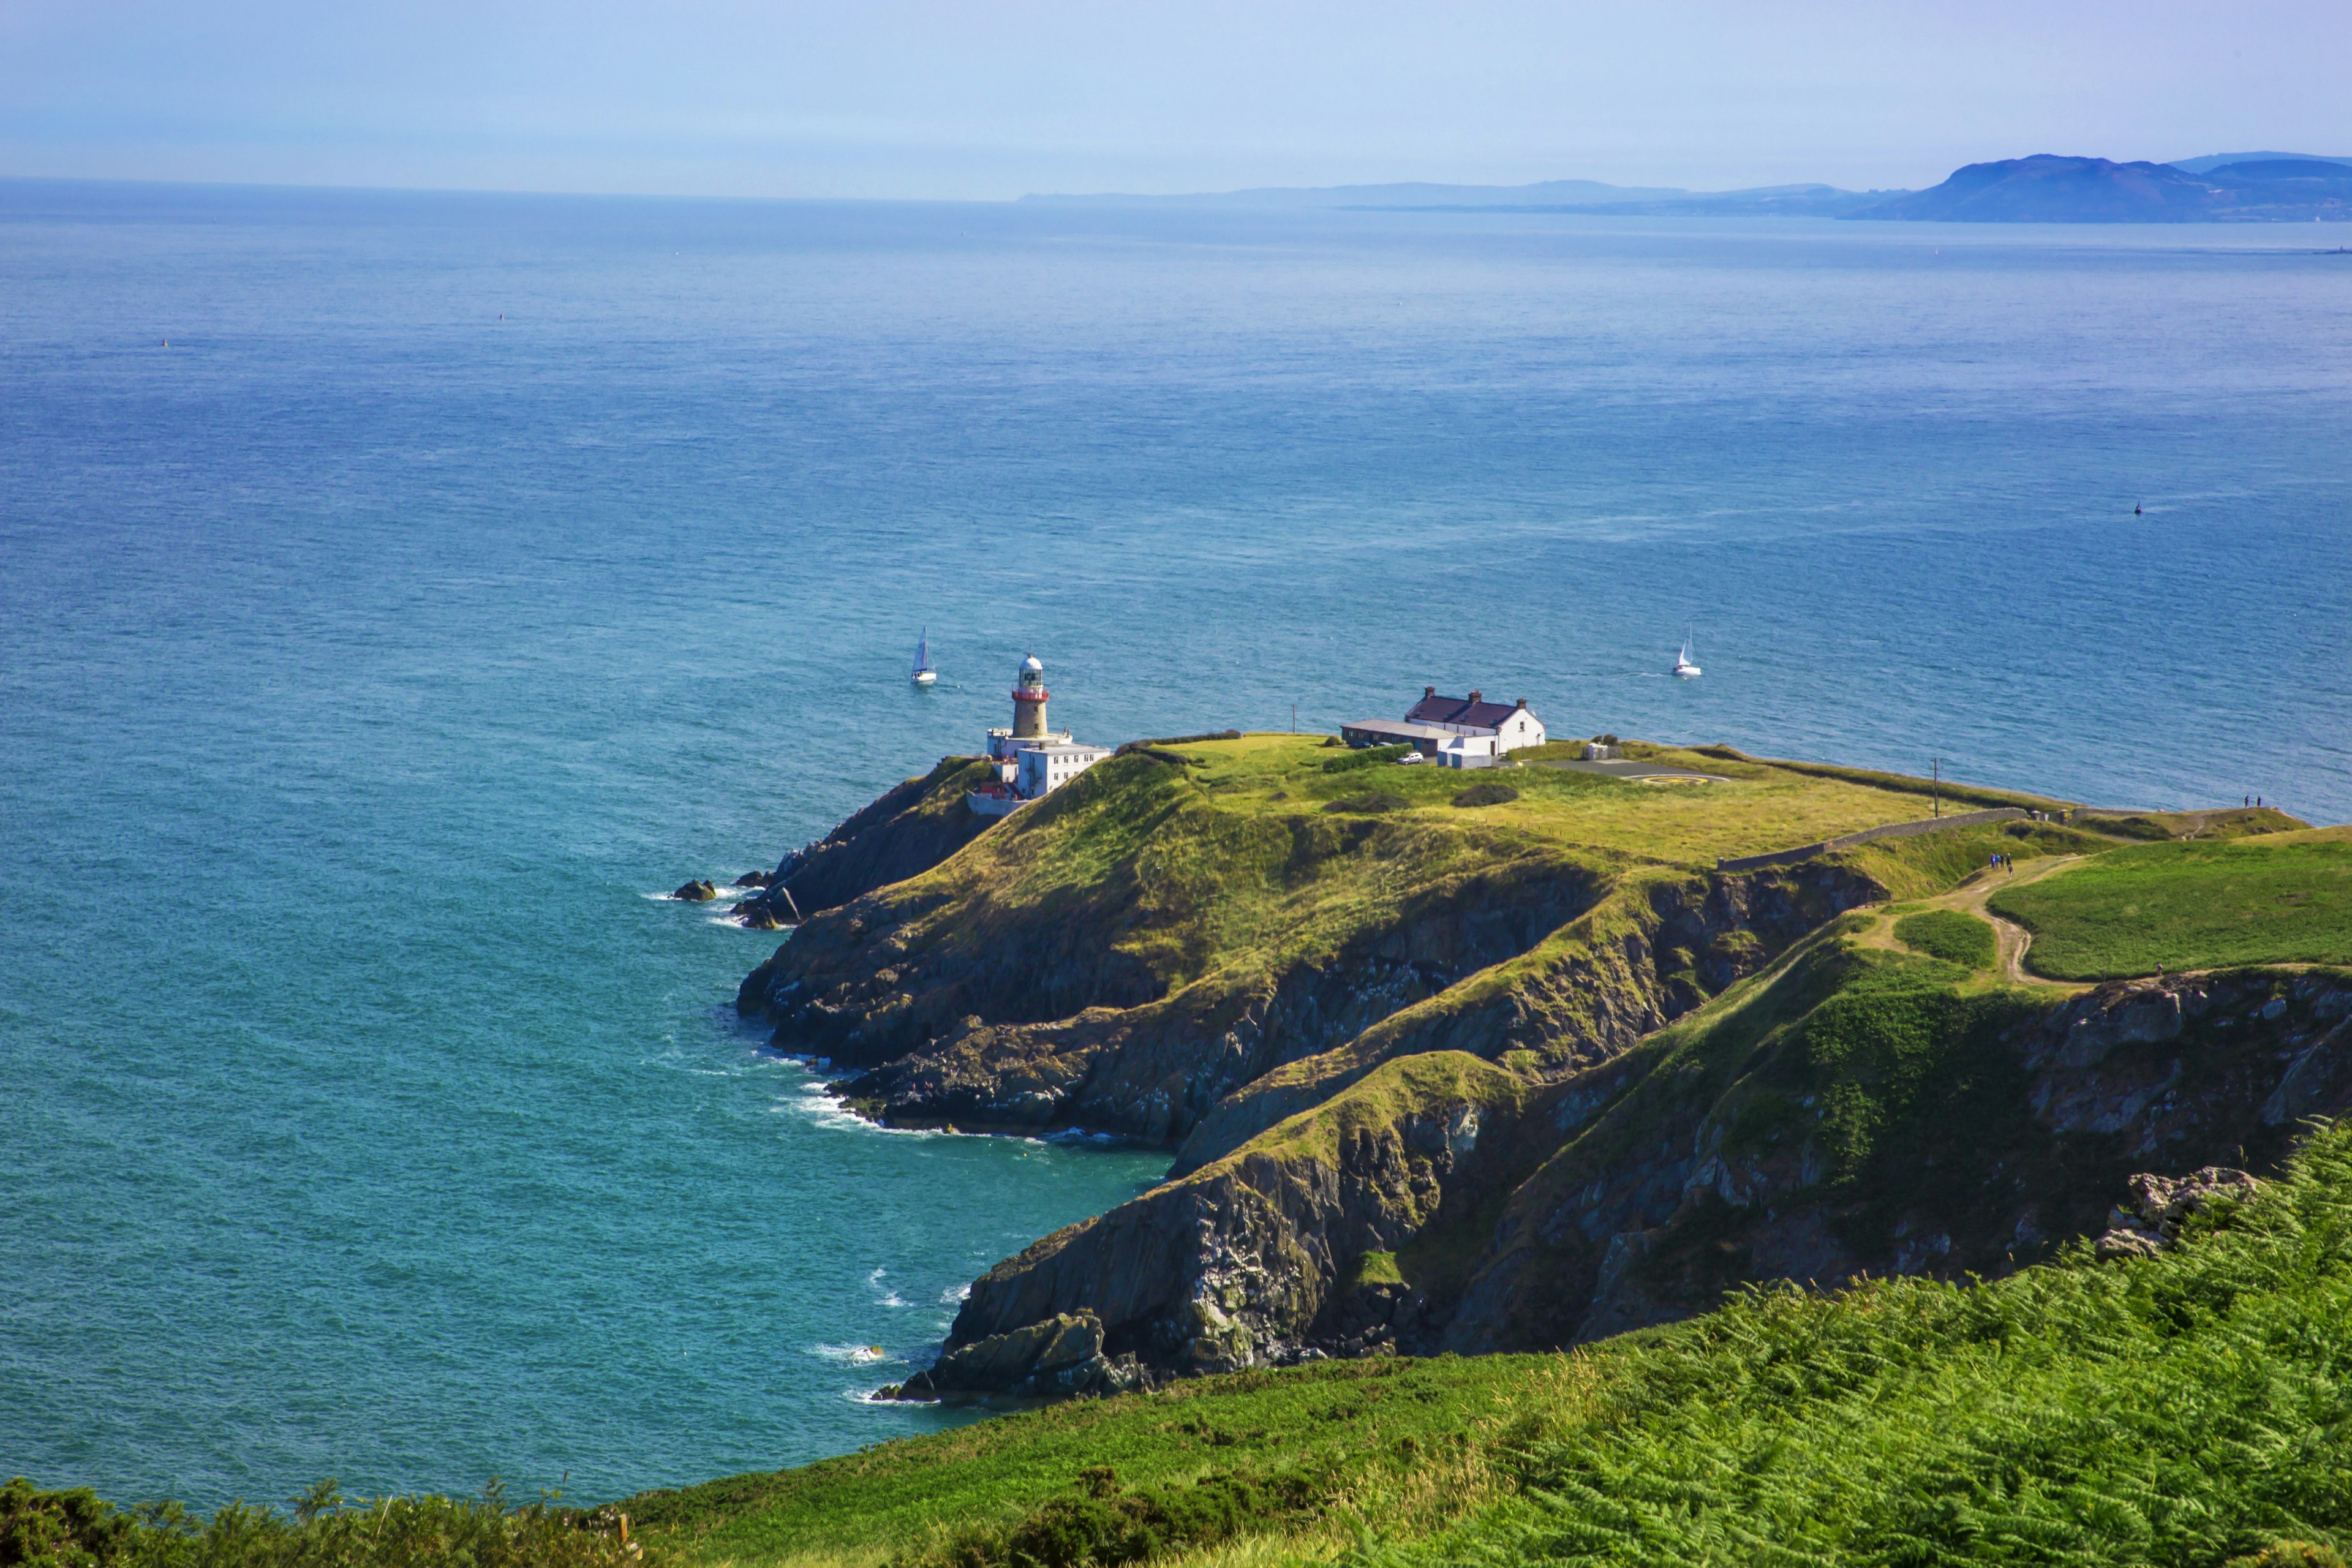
[911,629,938,687]
[1672,628,1702,679]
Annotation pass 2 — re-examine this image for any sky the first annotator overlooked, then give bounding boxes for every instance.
[1,0,2346,200]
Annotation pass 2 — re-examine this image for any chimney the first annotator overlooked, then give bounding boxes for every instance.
[1423,685,1435,698]
[1515,697,1527,709]
[1468,690,1482,704]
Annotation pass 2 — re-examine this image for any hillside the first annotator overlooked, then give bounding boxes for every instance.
[622,1123,2352,1568]
[727,734,2348,1401]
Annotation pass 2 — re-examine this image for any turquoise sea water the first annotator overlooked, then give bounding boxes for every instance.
[3,180,2350,1509]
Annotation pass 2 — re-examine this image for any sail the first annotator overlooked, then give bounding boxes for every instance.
[915,630,931,672]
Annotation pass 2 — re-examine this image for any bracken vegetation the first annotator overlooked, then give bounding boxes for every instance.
[0,1478,639,1568]
[1361,1121,2352,1568]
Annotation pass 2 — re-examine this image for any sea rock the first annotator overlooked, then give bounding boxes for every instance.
[733,871,771,888]
[889,1310,1139,1401]
[671,880,718,902]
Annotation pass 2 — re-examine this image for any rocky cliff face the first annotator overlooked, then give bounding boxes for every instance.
[1170,861,1883,1173]
[729,757,998,933]
[728,744,2348,1404]
[1445,964,2352,1354]
[913,952,2352,1396]
[932,1054,1548,1395]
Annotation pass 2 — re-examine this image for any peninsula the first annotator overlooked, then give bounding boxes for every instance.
[720,684,2350,1409]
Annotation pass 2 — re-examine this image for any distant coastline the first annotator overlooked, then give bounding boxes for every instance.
[1026,149,2352,223]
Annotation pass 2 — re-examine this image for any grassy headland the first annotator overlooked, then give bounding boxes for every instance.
[1991,829,2352,979]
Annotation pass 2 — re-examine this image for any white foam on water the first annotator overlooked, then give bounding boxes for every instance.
[809,1342,894,1365]
[775,1080,944,1139]
[940,1283,970,1304]
[879,1292,908,1308]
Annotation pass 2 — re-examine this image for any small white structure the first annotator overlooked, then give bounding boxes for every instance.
[968,656,1110,815]
[1437,735,1494,769]
[1342,689,1546,762]
[1017,742,1112,797]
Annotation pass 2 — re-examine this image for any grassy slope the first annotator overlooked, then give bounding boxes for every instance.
[1166,735,1983,869]
[633,1125,2352,1568]
[1991,828,2352,979]
[1893,908,1997,970]
[628,1356,1556,1568]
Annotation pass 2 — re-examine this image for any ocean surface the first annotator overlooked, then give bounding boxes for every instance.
[3,179,2349,1510]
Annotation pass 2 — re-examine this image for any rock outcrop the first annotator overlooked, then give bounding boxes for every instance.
[940,1054,1545,1385]
[670,880,718,902]
[2094,1166,2262,1261]
[728,757,999,932]
[884,1310,1150,1401]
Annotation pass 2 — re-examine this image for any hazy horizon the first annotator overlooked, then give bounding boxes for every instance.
[2,1,2346,202]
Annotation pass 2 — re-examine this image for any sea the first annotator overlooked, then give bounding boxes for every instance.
[3,178,2348,1510]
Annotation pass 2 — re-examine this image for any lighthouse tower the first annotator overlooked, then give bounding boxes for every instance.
[970,653,1108,816]
[1011,654,1050,739]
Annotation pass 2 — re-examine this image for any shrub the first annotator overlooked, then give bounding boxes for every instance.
[1451,783,1520,809]
[1322,745,1414,774]
[1324,793,1409,815]
[904,1467,1329,1568]
[0,1479,638,1568]
[1891,909,1997,970]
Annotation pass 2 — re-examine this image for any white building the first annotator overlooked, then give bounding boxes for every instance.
[968,656,1111,816]
[1340,689,1546,769]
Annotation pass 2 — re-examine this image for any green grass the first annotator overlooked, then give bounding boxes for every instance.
[627,1356,1559,1568]
[1150,733,2010,867]
[1893,909,1997,970]
[1990,829,2352,979]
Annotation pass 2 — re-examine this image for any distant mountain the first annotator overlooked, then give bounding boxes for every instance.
[1026,154,2352,224]
[1019,178,1690,209]
[2171,151,2352,174]
[1849,154,2352,223]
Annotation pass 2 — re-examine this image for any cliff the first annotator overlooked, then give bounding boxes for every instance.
[729,756,998,933]
[928,929,2352,1396]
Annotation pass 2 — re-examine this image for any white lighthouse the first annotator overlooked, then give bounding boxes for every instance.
[972,654,1110,815]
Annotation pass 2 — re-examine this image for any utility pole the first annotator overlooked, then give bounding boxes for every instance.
[1292,704,1297,734]
[1933,757,1941,818]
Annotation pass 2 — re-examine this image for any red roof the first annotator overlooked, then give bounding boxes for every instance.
[1405,692,1526,729]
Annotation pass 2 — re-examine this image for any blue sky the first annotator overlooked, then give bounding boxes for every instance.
[1,0,2344,198]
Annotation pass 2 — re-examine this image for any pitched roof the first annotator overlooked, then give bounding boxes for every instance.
[1405,692,1528,729]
